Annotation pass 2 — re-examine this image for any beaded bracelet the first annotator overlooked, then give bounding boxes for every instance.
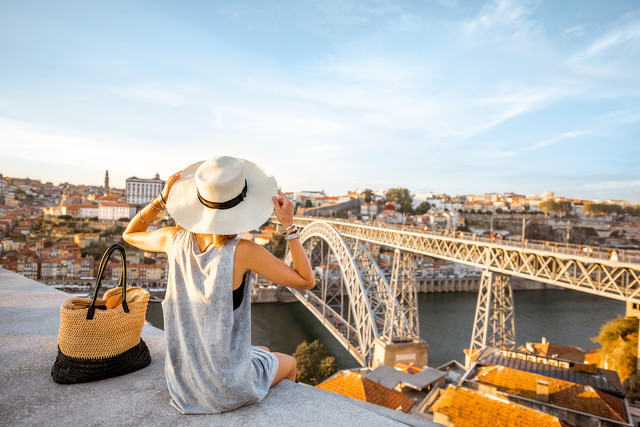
[284,231,299,241]
[138,211,152,225]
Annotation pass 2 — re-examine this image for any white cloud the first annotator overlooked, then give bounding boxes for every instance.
[564,25,585,37]
[462,0,538,36]
[583,180,640,191]
[0,117,192,185]
[109,83,199,106]
[529,130,591,150]
[576,17,640,60]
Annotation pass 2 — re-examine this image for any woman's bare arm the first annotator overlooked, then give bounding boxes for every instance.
[235,190,314,290]
[122,171,181,254]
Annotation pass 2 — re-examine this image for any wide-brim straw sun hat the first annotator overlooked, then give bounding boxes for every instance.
[166,156,278,235]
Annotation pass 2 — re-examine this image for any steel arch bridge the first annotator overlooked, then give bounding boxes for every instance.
[276,217,640,366]
[283,221,419,366]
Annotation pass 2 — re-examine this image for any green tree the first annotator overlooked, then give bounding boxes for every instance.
[362,189,373,203]
[385,188,413,214]
[593,316,638,384]
[625,373,640,403]
[414,201,431,215]
[305,199,313,208]
[272,234,287,259]
[583,202,622,216]
[539,200,573,216]
[293,339,339,385]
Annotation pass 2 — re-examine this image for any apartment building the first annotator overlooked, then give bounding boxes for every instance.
[126,174,164,207]
[98,202,136,221]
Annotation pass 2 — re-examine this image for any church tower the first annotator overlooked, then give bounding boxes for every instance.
[104,170,110,194]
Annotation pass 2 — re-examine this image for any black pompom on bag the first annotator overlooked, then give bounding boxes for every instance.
[51,244,151,384]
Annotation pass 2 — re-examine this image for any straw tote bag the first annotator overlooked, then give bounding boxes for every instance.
[51,244,151,384]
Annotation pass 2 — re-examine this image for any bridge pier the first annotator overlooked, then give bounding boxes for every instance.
[625,302,640,373]
[371,337,428,369]
[467,270,516,367]
[383,249,420,340]
[373,250,429,369]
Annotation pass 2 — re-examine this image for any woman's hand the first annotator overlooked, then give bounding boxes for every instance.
[272,189,294,229]
[161,171,182,202]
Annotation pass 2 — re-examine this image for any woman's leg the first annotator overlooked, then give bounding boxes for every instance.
[270,352,297,386]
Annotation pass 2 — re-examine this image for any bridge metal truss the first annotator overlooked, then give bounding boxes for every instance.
[384,249,420,341]
[469,270,516,357]
[284,221,416,366]
[290,218,640,305]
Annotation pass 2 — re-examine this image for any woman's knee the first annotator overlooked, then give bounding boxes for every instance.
[271,352,297,386]
[276,353,296,370]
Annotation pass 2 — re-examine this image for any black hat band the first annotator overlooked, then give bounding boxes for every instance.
[197,180,248,210]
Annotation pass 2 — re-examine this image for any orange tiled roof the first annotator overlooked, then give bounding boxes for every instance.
[431,385,566,427]
[473,365,628,423]
[584,348,601,365]
[316,371,414,413]
[393,363,424,375]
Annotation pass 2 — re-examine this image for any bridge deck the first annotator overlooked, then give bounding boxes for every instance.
[280,217,640,304]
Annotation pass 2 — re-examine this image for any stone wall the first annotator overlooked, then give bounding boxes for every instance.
[0,268,415,426]
[300,198,361,218]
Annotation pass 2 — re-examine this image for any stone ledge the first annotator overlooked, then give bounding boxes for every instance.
[0,269,404,426]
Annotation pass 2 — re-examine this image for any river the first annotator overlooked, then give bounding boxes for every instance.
[146,288,625,368]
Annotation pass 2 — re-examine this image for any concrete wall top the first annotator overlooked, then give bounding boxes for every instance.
[0,268,406,426]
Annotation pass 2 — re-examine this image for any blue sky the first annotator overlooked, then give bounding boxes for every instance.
[0,0,638,202]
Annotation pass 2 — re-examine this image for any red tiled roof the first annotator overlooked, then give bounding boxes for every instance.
[316,371,414,413]
[100,202,132,207]
[431,385,567,427]
[528,342,584,360]
[65,204,98,210]
[473,365,628,423]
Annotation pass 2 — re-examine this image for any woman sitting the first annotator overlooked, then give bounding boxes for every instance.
[123,156,314,414]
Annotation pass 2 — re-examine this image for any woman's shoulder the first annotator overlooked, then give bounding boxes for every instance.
[235,238,269,261]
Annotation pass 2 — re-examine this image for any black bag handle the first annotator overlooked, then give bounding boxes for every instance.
[86,244,128,320]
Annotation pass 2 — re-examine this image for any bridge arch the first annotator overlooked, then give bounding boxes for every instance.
[284,221,414,366]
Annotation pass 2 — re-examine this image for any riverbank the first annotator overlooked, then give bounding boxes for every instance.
[255,275,553,303]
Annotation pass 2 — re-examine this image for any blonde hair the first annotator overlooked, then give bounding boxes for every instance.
[212,234,238,247]
[176,224,237,247]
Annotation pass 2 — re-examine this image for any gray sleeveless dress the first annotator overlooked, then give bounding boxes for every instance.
[162,230,279,414]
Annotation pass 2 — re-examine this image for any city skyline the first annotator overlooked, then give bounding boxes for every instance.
[1,1,639,202]
[2,168,638,205]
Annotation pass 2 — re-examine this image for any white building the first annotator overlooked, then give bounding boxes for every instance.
[361,202,379,217]
[62,204,99,219]
[98,203,136,221]
[293,191,326,206]
[126,174,164,207]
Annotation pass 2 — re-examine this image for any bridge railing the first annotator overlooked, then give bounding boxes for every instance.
[291,217,640,264]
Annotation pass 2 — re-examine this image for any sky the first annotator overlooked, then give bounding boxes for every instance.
[0,0,638,202]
